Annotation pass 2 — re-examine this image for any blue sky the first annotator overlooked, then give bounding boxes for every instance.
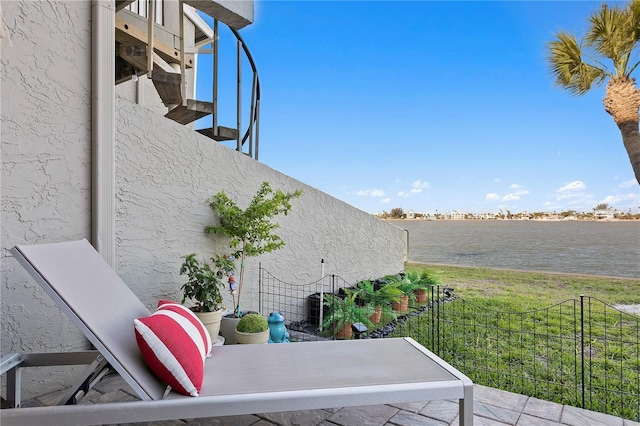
[196,1,640,215]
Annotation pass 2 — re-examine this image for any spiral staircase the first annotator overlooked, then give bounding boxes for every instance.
[114,0,260,159]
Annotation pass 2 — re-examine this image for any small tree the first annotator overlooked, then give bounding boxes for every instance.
[390,207,404,219]
[206,182,302,317]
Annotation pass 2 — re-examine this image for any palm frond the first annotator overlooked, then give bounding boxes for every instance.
[548,32,607,95]
[587,2,640,76]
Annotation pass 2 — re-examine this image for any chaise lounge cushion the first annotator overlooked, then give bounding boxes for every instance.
[134,301,212,396]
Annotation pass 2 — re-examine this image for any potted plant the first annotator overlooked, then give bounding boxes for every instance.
[235,313,269,344]
[355,279,402,324]
[322,289,373,339]
[406,269,440,303]
[206,181,303,318]
[383,273,420,312]
[179,253,235,342]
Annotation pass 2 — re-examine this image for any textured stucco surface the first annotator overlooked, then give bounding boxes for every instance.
[114,95,405,314]
[1,0,94,398]
[1,0,405,400]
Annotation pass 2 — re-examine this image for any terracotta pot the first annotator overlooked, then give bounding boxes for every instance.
[235,328,269,344]
[194,309,223,342]
[414,289,428,304]
[369,305,382,324]
[335,323,353,339]
[392,294,409,312]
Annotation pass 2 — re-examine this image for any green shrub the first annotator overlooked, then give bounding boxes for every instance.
[236,313,268,333]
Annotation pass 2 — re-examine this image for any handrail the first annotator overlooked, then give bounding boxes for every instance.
[180,5,261,160]
[126,2,260,159]
[229,26,260,160]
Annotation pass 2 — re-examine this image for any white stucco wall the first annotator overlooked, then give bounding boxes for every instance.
[114,97,405,315]
[1,0,405,400]
[1,0,94,397]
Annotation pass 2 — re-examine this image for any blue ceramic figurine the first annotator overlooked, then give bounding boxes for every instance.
[267,311,289,343]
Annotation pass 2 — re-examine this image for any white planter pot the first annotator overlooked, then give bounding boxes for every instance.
[235,328,269,345]
[194,309,223,342]
[219,314,241,345]
[219,311,258,344]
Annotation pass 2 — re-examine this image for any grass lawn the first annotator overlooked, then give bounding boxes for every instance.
[393,262,640,421]
[405,262,640,307]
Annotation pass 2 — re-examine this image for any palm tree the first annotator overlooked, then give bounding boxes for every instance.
[547,1,640,184]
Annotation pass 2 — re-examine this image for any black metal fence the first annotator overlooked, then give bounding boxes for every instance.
[258,266,349,341]
[258,267,640,421]
[393,287,640,422]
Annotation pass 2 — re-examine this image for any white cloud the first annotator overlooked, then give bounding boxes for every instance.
[380,198,391,205]
[497,187,529,202]
[403,180,429,194]
[619,179,639,189]
[557,180,586,193]
[602,193,639,204]
[494,178,501,183]
[397,191,410,198]
[485,193,500,201]
[555,181,586,201]
[356,188,385,197]
[411,180,430,190]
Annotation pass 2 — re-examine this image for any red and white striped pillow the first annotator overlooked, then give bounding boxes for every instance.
[134,301,212,396]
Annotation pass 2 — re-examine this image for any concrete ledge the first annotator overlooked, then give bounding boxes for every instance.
[184,0,253,29]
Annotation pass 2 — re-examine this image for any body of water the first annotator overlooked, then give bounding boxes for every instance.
[391,220,640,279]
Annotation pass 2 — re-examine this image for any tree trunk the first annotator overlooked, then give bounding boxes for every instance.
[617,121,640,184]
[603,78,640,183]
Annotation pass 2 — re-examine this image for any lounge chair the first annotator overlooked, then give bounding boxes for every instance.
[1,239,473,425]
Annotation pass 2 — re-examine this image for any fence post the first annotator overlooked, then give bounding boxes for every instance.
[258,262,262,314]
[580,294,585,409]
[430,285,435,354]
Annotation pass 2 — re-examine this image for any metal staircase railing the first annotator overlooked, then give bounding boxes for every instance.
[117,0,260,160]
[170,2,260,160]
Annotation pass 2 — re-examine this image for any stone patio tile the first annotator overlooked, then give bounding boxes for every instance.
[473,385,528,413]
[93,372,136,395]
[327,404,399,426]
[474,401,520,425]
[624,419,640,426]
[561,405,624,426]
[34,388,67,406]
[516,413,562,426]
[388,400,428,413]
[258,409,333,426]
[389,409,448,426]
[522,396,563,422]
[79,389,138,405]
[419,399,460,424]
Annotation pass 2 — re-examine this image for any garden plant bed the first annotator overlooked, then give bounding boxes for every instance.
[287,289,456,341]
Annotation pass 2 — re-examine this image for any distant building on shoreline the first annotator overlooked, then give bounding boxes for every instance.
[376,208,638,221]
